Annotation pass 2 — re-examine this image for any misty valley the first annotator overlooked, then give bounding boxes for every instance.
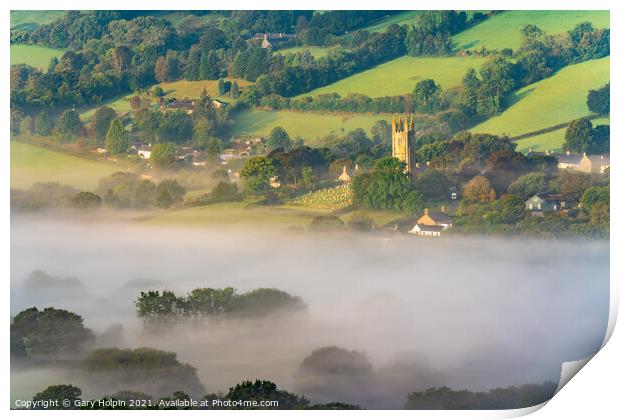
[10,217,609,409]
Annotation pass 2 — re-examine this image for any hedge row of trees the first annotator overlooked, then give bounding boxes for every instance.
[136,287,305,329]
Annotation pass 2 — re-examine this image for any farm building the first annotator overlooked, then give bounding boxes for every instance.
[525,192,564,215]
[409,208,453,237]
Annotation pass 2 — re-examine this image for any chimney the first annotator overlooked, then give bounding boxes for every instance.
[424,208,429,215]
[566,150,570,155]
[545,150,549,155]
[441,205,445,213]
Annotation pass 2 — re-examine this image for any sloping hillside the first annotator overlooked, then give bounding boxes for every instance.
[298,56,486,98]
[453,10,609,51]
[472,57,609,140]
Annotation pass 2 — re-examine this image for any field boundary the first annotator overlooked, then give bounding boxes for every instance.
[508,113,600,142]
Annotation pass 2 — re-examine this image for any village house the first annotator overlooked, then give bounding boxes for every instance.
[409,207,453,237]
[578,153,610,174]
[530,150,610,174]
[254,33,296,49]
[163,99,195,114]
[130,143,152,159]
[525,192,564,216]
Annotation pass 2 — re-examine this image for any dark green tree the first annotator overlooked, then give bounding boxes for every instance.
[104,118,128,155]
[564,118,594,153]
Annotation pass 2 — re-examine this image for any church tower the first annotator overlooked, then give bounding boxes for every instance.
[392,114,415,175]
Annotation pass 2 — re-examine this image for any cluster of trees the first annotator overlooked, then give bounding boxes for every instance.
[454,168,609,236]
[83,347,206,397]
[11,307,94,357]
[564,117,610,154]
[260,92,408,114]
[30,379,360,410]
[405,382,557,409]
[97,172,186,209]
[136,287,305,329]
[406,11,485,56]
[351,157,424,214]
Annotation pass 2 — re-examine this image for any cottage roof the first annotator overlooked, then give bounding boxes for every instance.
[528,192,561,203]
[551,152,582,165]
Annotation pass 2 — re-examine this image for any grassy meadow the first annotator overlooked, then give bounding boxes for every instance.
[11,141,120,190]
[364,11,425,33]
[10,44,66,70]
[79,78,251,121]
[145,201,321,228]
[229,109,389,144]
[515,117,610,152]
[472,57,609,139]
[155,78,252,100]
[299,56,486,98]
[453,10,610,51]
[10,10,64,31]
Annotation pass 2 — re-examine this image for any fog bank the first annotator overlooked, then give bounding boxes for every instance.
[10,217,609,408]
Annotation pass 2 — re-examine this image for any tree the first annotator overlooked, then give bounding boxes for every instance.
[32,385,82,409]
[413,79,441,112]
[217,78,227,95]
[11,307,94,355]
[550,171,592,205]
[590,201,609,230]
[413,169,451,199]
[301,167,318,190]
[34,111,54,136]
[58,110,83,139]
[564,118,594,153]
[581,185,609,212]
[587,83,609,115]
[91,106,117,142]
[240,156,276,194]
[20,116,34,135]
[230,81,240,99]
[308,215,346,232]
[266,126,292,151]
[507,172,549,198]
[130,95,142,110]
[462,175,496,203]
[155,56,170,84]
[104,118,128,155]
[72,191,102,209]
[205,137,221,161]
[224,380,310,409]
[156,179,186,208]
[150,143,177,167]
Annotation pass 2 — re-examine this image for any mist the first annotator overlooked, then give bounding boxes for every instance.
[10,215,609,409]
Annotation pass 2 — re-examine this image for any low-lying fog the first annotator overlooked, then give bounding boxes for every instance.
[10,216,609,409]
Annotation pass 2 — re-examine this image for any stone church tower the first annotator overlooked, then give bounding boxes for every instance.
[392,115,415,175]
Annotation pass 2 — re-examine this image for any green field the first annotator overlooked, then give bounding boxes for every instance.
[156,78,251,99]
[146,201,321,228]
[299,56,486,98]
[79,94,135,121]
[472,57,610,140]
[453,10,610,51]
[516,117,610,152]
[11,141,120,190]
[80,78,251,121]
[229,109,389,144]
[10,10,65,31]
[10,44,66,70]
[364,11,425,32]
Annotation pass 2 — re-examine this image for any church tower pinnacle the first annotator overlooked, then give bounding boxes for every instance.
[391,114,416,175]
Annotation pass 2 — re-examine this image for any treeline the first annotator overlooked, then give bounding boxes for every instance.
[10,10,490,115]
[136,287,305,329]
[30,379,360,410]
[405,382,557,409]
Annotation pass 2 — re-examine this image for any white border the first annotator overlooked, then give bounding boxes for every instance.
[3,1,617,419]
